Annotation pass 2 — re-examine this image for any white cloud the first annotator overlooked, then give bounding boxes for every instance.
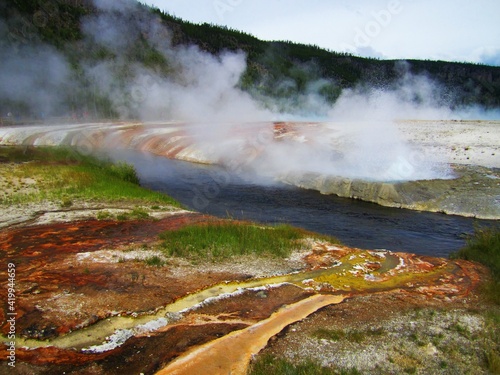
[354,46,386,59]
[473,47,500,66]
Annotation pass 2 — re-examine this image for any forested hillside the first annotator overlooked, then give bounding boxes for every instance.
[1,0,499,121]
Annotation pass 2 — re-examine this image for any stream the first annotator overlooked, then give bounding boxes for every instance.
[105,150,497,258]
[11,245,448,351]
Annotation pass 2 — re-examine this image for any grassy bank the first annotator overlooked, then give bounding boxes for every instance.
[451,226,500,304]
[0,146,181,207]
[159,223,329,259]
[451,227,500,373]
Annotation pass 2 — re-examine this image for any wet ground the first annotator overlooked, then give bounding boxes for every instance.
[0,135,496,374]
[0,208,488,374]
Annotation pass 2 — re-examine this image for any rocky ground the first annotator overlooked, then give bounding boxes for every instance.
[0,207,493,374]
[258,292,496,374]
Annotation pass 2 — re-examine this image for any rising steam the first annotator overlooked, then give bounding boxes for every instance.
[0,0,496,182]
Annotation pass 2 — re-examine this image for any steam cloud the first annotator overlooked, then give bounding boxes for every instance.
[82,0,270,123]
[0,39,71,117]
[0,0,497,182]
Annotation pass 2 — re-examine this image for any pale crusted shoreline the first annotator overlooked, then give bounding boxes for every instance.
[397,120,500,169]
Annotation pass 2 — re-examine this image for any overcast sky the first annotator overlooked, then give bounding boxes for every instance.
[141,0,500,66]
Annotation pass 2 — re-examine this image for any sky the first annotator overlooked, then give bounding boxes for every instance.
[141,0,500,66]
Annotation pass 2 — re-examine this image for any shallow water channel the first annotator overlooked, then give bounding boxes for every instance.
[105,150,498,258]
[13,247,443,351]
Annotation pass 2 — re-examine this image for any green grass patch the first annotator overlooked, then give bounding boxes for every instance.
[449,323,469,336]
[96,211,113,220]
[313,328,346,341]
[452,227,500,373]
[0,146,181,207]
[312,327,384,344]
[451,226,500,304]
[60,197,73,208]
[483,309,500,374]
[144,255,165,267]
[108,162,140,184]
[486,347,500,374]
[452,226,500,279]
[159,223,306,260]
[116,208,150,221]
[249,354,340,375]
[0,145,68,163]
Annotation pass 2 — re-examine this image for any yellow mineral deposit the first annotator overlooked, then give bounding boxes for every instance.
[155,294,345,375]
[3,244,462,351]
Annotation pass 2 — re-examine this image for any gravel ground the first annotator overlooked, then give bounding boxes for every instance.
[257,292,499,374]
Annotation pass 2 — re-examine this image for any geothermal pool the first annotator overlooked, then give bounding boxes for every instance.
[1,121,497,256]
[105,150,496,258]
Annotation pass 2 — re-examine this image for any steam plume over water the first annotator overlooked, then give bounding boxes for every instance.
[1,0,498,182]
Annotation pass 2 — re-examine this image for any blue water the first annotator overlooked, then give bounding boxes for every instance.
[105,150,498,258]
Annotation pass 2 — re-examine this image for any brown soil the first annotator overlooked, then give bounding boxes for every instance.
[0,205,490,375]
[0,213,241,339]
